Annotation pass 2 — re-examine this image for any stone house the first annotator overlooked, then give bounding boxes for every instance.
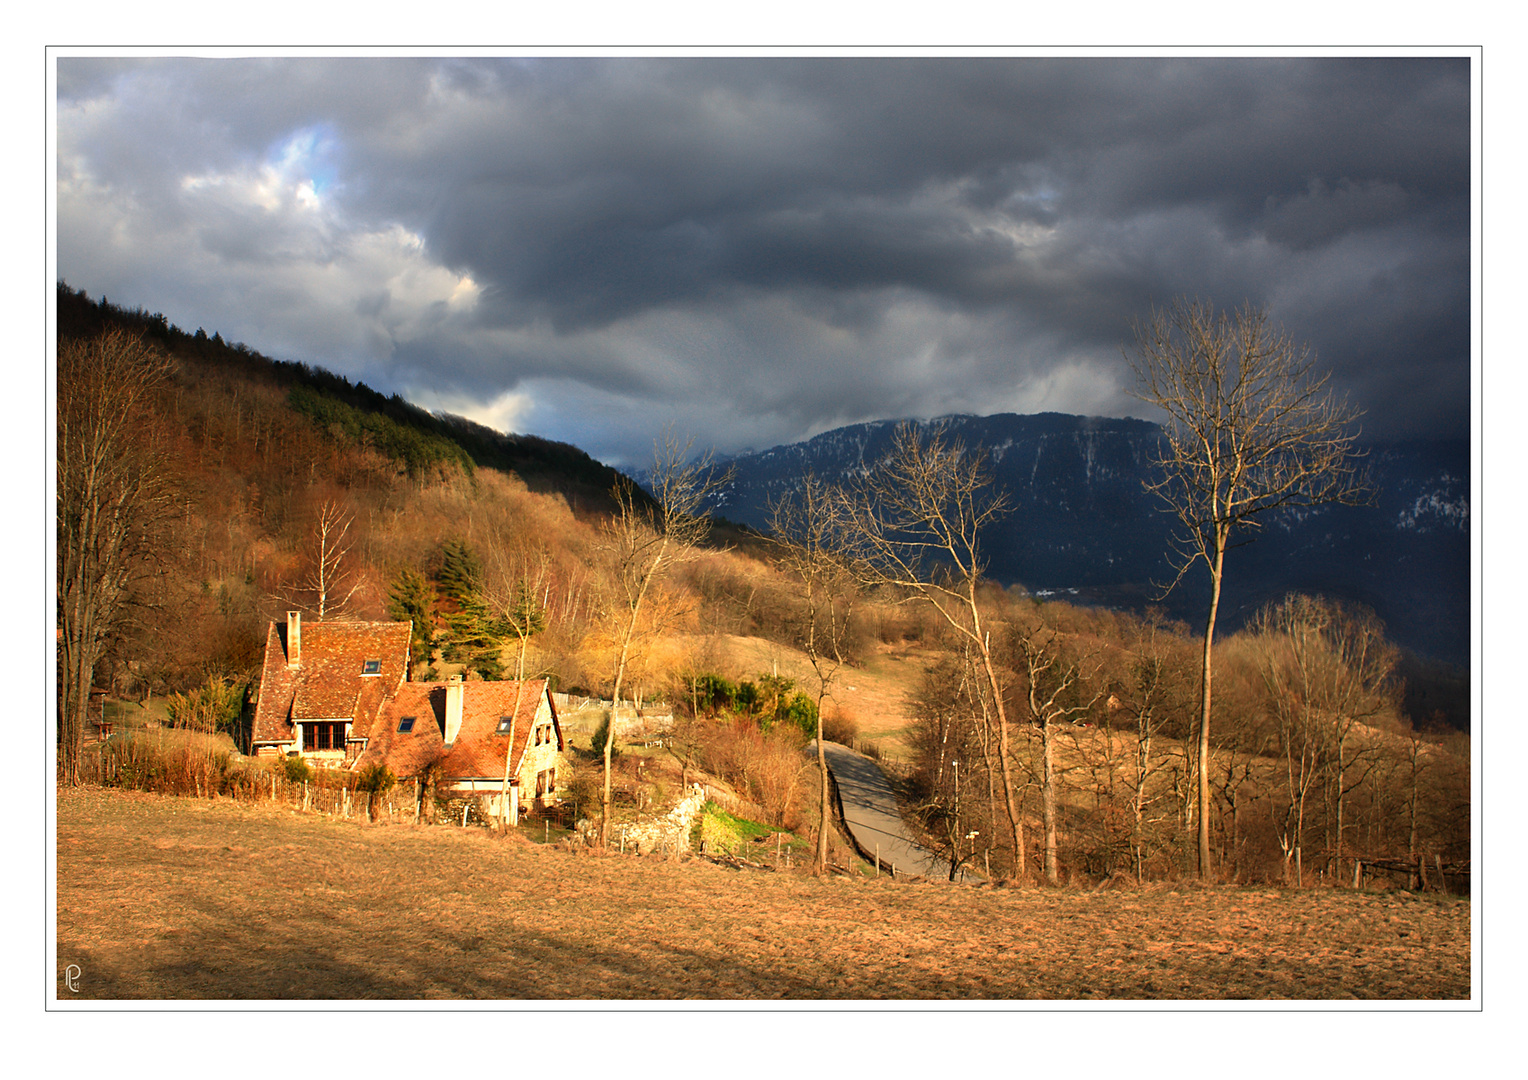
[355,675,567,823]
[249,612,412,763]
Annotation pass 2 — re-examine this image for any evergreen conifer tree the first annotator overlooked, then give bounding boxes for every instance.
[387,567,436,675]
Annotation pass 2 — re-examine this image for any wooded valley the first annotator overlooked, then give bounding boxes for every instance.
[54,283,1471,889]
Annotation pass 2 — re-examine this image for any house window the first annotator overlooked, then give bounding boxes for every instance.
[361,659,381,675]
[398,716,416,733]
[497,716,514,734]
[302,722,346,750]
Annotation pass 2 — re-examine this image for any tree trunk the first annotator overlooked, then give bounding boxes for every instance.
[1196,540,1226,880]
[1042,719,1059,885]
[1133,730,1151,884]
[816,709,830,874]
[602,636,633,846]
[978,646,1025,881]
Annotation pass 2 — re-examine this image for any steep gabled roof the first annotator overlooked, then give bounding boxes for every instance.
[355,682,448,779]
[251,619,411,746]
[437,679,560,782]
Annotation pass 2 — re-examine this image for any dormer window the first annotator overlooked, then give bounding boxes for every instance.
[397,716,416,733]
[361,659,382,676]
[497,716,514,734]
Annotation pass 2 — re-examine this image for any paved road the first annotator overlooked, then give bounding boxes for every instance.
[814,740,951,881]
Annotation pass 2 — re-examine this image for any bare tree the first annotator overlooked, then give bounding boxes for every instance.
[1114,619,1192,882]
[484,541,551,681]
[1128,298,1369,879]
[598,430,731,845]
[911,650,987,881]
[1012,617,1101,885]
[57,328,176,785]
[284,500,365,619]
[838,422,1030,879]
[768,471,858,875]
[1254,594,1396,885]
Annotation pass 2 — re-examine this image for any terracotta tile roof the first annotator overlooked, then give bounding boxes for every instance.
[250,618,411,747]
[355,683,448,779]
[356,678,563,783]
[437,679,560,782]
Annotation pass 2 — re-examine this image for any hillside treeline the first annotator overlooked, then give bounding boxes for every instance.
[56,286,1468,886]
[889,591,1468,888]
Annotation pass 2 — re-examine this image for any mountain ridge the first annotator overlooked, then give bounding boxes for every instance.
[688,411,1470,666]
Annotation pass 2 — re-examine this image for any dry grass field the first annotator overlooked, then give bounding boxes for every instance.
[54,786,1470,1001]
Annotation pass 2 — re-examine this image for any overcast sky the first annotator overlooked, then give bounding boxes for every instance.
[55,55,1472,466]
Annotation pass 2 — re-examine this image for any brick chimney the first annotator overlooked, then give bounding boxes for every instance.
[444,674,464,745]
[287,611,302,668]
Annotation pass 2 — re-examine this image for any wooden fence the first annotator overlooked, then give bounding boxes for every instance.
[1350,853,1471,894]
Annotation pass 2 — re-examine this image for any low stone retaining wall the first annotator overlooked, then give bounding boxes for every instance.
[619,783,706,856]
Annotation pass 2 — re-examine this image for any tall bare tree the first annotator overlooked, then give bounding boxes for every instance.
[285,499,364,619]
[484,542,551,681]
[1114,618,1192,882]
[1012,617,1101,885]
[839,422,1030,879]
[57,328,176,784]
[1253,594,1396,885]
[598,430,731,845]
[1128,298,1369,879]
[768,471,858,874]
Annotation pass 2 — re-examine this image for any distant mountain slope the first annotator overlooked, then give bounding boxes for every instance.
[702,413,1470,665]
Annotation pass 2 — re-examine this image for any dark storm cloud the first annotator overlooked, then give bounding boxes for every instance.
[56,55,1471,463]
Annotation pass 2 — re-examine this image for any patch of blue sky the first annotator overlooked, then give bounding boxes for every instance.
[271,124,340,194]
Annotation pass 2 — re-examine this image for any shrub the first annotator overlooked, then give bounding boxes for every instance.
[283,754,315,784]
[822,704,859,745]
[355,764,396,794]
[589,712,620,759]
[164,675,245,736]
[563,761,602,822]
[776,692,818,738]
[698,718,808,827]
[676,671,738,716]
[88,726,234,796]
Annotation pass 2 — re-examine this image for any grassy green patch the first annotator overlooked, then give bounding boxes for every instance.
[514,818,574,846]
[694,801,806,858]
[101,699,169,729]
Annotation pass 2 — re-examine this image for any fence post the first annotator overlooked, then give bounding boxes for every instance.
[876,844,880,877]
[1436,854,1448,895]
